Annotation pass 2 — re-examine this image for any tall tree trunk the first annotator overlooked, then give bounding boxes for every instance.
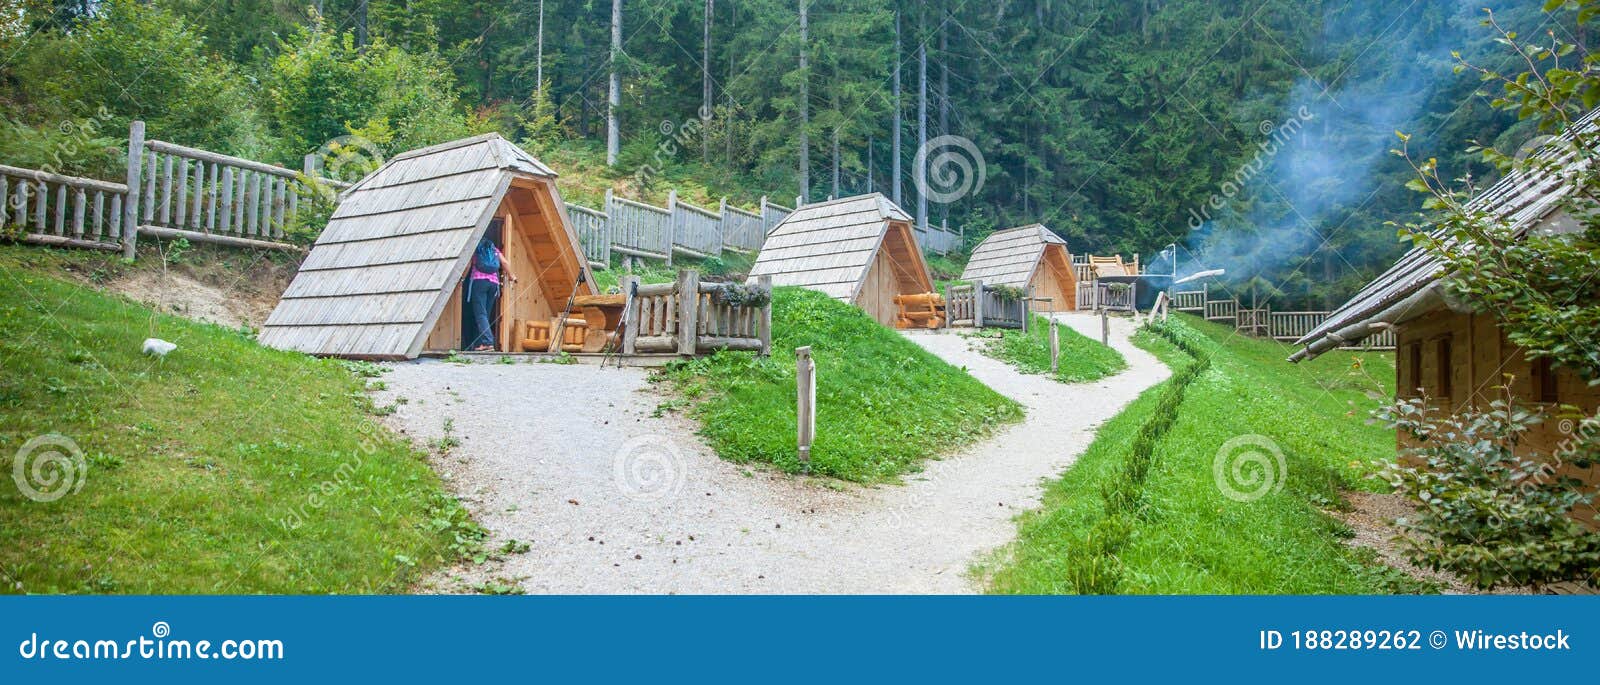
[536,0,545,96]
[607,0,622,166]
[798,0,810,202]
[867,140,874,193]
[702,0,713,162]
[917,7,928,233]
[356,0,368,47]
[938,5,949,231]
[832,128,840,198]
[892,8,902,205]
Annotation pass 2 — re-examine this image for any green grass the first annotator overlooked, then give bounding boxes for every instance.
[923,251,969,292]
[989,314,1432,594]
[0,245,477,593]
[973,315,1127,383]
[590,253,756,293]
[658,287,1022,482]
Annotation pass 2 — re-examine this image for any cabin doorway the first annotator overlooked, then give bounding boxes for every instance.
[461,219,506,351]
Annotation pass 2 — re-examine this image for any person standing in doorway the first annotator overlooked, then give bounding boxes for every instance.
[467,219,513,351]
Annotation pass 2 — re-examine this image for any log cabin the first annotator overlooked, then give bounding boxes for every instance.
[1291,113,1600,510]
[260,134,595,359]
[747,193,936,327]
[959,224,1077,312]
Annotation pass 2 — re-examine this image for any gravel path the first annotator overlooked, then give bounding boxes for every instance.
[379,313,1168,594]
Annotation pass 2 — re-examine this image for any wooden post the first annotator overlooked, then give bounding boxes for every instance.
[121,121,144,259]
[676,268,699,355]
[796,345,815,467]
[758,275,773,356]
[1050,318,1060,374]
[1022,286,1032,334]
[621,275,640,355]
[972,279,984,328]
[942,283,953,329]
[1101,307,1109,346]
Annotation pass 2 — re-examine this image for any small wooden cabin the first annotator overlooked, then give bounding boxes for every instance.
[960,224,1076,312]
[748,193,935,327]
[1291,118,1599,507]
[260,134,595,359]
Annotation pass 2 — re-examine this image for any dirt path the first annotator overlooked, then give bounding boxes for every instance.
[379,313,1168,594]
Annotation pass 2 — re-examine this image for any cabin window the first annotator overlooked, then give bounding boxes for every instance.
[1406,343,1423,397]
[1534,357,1559,404]
[1434,337,1453,402]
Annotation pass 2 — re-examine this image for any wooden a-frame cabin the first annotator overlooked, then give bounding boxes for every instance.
[260,134,596,359]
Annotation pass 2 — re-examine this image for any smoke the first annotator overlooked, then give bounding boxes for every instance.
[1155,1,1476,290]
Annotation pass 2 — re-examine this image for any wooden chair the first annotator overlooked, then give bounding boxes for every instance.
[519,318,588,353]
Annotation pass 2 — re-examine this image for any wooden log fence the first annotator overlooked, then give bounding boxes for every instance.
[0,163,128,251]
[944,281,1027,329]
[619,270,772,356]
[1161,287,1396,350]
[669,190,722,258]
[4,121,958,265]
[1077,281,1134,311]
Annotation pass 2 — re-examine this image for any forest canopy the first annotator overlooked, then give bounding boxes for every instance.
[0,0,1582,307]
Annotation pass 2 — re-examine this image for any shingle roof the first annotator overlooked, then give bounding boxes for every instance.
[1294,108,1600,358]
[259,134,577,359]
[747,193,927,301]
[959,224,1066,288]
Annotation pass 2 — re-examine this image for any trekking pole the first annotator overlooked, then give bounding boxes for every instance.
[546,271,588,354]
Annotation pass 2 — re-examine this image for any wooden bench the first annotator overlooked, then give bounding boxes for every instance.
[518,317,588,353]
[894,292,946,329]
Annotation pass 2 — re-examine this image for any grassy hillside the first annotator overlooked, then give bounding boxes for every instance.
[0,246,475,593]
[989,314,1428,594]
[659,287,1022,482]
[974,315,1127,383]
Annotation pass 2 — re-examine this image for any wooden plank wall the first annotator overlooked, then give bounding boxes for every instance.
[1396,308,1600,511]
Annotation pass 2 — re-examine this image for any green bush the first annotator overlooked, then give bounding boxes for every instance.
[16,0,270,156]
[262,18,486,164]
[1378,397,1600,590]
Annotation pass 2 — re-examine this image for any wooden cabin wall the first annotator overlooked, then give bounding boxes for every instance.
[424,277,465,351]
[500,203,556,350]
[855,246,902,326]
[1029,245,1077,313]
[1395,307,1600,516]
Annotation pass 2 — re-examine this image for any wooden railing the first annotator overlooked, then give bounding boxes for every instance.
[1077,281,1134,311]
[918,225,962,254]
[0,164,129,250]
[671,191,722,257]
[945,281,1027,329]
[721,201,764,252]
[137,138,321,246]
[607,191,674,261]
[5,122,953,265]
[1165,290,1397,350]
[3,121,347,258]
[565,202,611,267]
[1172,290,1206,312]
[1267,311,1327,341]
[620,271,772,356]
[1204,298,1238,321]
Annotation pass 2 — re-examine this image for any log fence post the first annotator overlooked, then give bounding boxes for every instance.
[122,120,144,259]
[796,345,815,469]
